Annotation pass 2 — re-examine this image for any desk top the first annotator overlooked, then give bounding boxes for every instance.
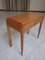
[6,12,44,33]
[7,12,44,24]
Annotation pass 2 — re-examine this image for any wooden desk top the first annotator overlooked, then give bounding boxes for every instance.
[6,12,44,33]
[7,12,44,24]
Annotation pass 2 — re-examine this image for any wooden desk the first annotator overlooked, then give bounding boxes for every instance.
[6,12,44,55]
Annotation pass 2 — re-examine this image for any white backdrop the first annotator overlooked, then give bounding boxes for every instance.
[30,0,45,11]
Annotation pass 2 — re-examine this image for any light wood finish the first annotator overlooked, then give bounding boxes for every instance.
[6,12,44,55]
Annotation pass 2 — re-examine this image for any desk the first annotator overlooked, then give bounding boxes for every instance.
[6,12,44,55]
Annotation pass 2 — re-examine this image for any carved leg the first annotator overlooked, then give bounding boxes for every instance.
[37,21,42,38]
[7,25,12,47]
[21,33,24,55]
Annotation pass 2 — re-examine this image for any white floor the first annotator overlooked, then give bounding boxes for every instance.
[0,11,45,60]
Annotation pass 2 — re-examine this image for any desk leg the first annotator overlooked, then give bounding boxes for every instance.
[7,25,12,47]
[37,21,42,38]
[21,33,24,55]
[27,30,29,34]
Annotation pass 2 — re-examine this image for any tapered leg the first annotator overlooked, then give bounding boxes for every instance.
[7,25,12,47]
[21,33,24,55]
[37,21,42,38]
